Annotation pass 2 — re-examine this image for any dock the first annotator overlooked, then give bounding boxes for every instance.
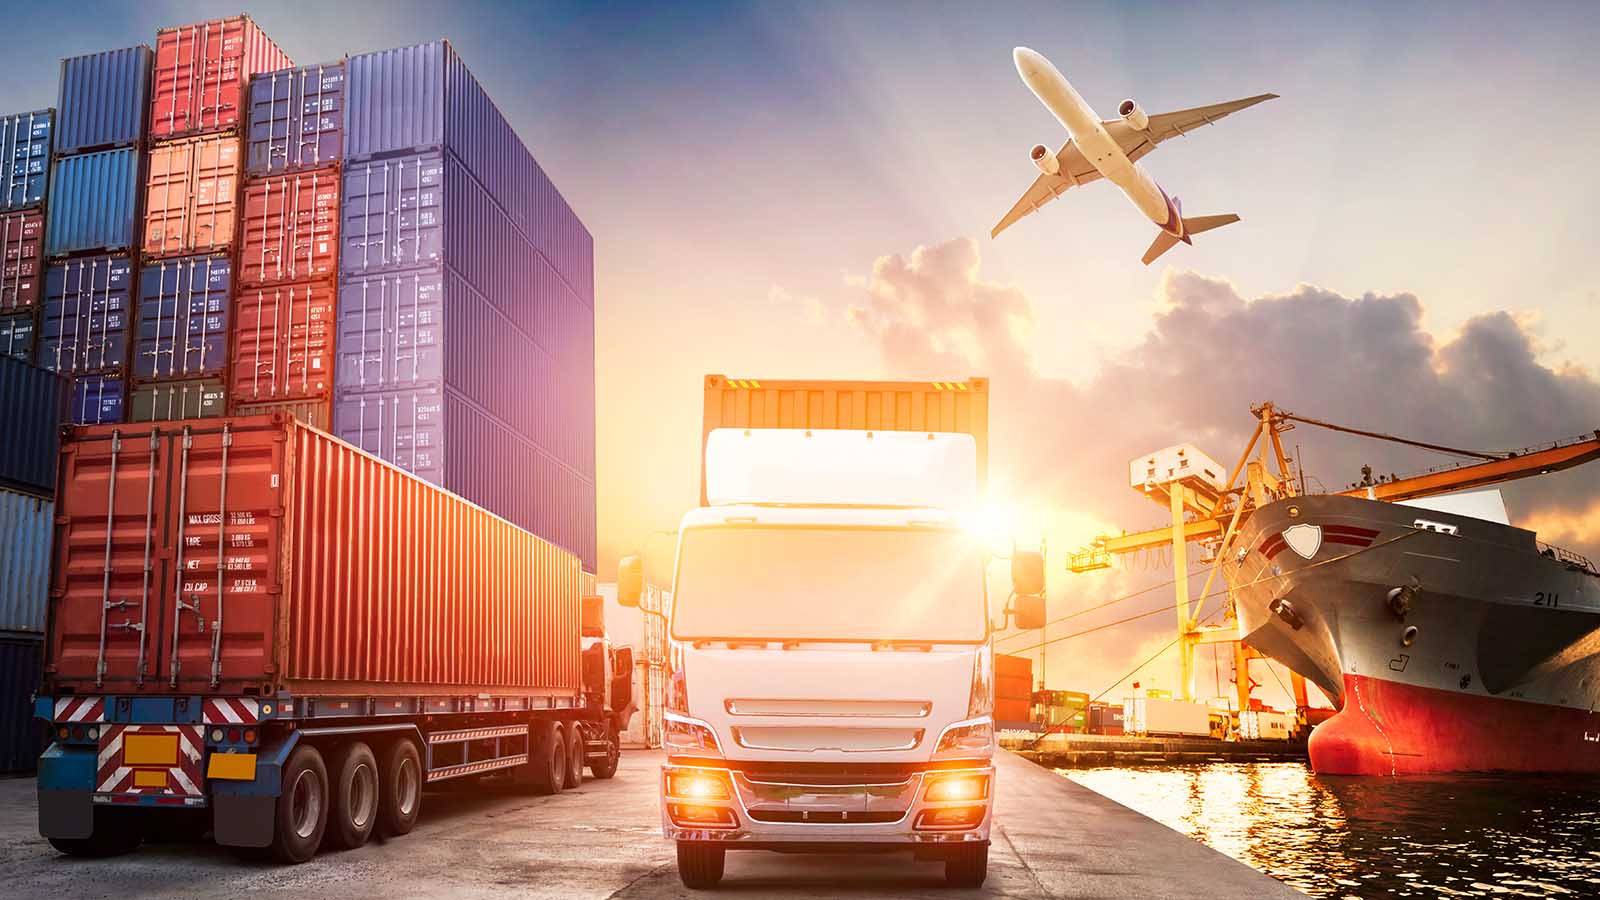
[1006,732,1310,768]
[0,749,1303,898]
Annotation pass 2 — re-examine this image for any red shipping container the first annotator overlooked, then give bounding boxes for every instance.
[1,209,44,312]
[240,167,339,286]
[231,281,335,402]
[149,15,292,139]
[144,135,242,258]
[233,397,330,430]
[995,699,1031,724]
[45,415,583,698]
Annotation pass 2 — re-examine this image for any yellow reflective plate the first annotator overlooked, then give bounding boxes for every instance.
[133,769,168,789]
[207,752,257,781]
[124,733,179,766]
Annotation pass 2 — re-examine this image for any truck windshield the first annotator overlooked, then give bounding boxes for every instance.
[671,526,988,643]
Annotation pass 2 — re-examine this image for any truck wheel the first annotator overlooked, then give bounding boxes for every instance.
[513,721,564,795]
[944,843,988,887]
[271,744,329,863]
[563,724,585,789]
[588,738,620,779]
[324,741,379,850]
[377,739,423,837]
[676,841,726,889]
[47,807,142,858]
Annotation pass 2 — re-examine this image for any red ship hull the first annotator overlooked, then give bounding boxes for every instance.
[1310,674,1600,775]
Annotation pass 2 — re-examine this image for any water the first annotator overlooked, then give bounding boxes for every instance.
[1062,763,1600,898]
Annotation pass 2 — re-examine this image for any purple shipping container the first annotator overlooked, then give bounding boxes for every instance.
[55,46,153,155]
[69,372,124,424]
[247,61,345,176]
[0,312,34,360]
[0,355,69,496]
[39,255,133,374]
[134,254,230,381]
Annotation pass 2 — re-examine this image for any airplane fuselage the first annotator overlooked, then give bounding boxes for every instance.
[1014,48,1183,238]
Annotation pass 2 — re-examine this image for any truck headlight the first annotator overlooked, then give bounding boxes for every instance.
[932,718,994,759]
[664,711,724,758]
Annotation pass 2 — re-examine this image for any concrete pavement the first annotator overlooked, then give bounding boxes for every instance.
[0,750,1304,898]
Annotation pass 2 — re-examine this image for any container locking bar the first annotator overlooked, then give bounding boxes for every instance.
[94,431,121,687]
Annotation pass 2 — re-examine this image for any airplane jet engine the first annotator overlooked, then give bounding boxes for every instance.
[1030,143,1059,175]
[1119,98,1149,130]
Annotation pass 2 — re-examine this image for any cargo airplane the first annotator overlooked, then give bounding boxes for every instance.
[992,47,1277,265]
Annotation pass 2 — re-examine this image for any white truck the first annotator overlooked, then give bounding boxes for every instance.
[624,426,1044,889]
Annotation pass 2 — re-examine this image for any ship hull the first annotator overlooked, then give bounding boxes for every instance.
[1224,494,1600,775]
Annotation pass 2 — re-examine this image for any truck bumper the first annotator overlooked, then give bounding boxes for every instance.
[661,761,993,849]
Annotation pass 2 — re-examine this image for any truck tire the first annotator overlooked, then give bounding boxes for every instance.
[376,739,423,837]
[676,841,726,889]
[271,744,330,863]
[944,843,988,887]
[563,723,585,789]
[324,741,379,850]
[513,721,565,795]
[47,807,142,858]
[588,737,620,779]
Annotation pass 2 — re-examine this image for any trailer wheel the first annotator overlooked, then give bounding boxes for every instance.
[47,807,142,858]
[588,736,620,780]
[324,741,379,850]
[676,841,725,889]
[377,739,423,837]
[944,843,988,887]
[271,744,329,863]
[563,724,585,789]
[513,721,565,795]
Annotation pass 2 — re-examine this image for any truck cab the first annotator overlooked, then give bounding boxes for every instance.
[634,428,1043,888]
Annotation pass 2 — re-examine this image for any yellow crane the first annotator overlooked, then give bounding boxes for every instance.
[1069,402,1600,722]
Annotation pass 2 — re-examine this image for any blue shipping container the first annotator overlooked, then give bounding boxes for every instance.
[0,312,34,360]
[247,61,345,175]
[0,635,45,774]
[1,110,52,212]
[0,355,68,496]
[55,45,153,154]
[45,148,141,257]
[0,489,53,632]
[40,255,133,374]
[343,41,594,302]
[69,372,124,424]
[134,255,230,381]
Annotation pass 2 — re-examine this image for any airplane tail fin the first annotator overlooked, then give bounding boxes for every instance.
[1140,213,1241,266]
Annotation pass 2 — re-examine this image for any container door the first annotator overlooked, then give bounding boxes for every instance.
[144,142,193,257]
[189,138,240,253]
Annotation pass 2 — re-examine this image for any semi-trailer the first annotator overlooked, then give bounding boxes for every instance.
[35,413,634,862]
[630,375,1043,889]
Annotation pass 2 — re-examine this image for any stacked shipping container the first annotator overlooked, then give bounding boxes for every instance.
[41,46,152,423]
[333,41,597,571]
[135,16,291,423]
[1,110,52,369]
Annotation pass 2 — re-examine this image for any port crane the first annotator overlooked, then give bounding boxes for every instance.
[1068,401,1600,722]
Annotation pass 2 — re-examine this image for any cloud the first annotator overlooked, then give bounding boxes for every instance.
[844,236,1600,702]
[768,285,828,324]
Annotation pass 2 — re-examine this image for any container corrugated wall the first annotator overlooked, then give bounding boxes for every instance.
[55,47,153,155]
[1,208,45,313]
[44,149,141,257]
[0,355,69,495]
[0,489,53,632]
[150,16,293,139]
[47,416,581,697]
[134,254,230,380]
[240,166,338,286]
[142,134,241,258]
[0,635,45,774]
[247,62,344,175]
[0,312,35,360]
[0,109,52,212]
[39,254,133,374]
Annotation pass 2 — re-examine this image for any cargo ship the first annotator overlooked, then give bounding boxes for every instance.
[1225,491,1600,775]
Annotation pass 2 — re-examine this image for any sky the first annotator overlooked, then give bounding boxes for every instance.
[5,0,1599,707]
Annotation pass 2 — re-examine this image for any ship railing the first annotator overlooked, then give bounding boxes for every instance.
[1538,541,1598,576]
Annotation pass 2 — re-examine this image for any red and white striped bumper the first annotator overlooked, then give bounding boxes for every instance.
[95,724,207,806]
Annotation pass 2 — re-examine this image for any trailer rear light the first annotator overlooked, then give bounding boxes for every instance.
[666,770,732,801]
[71,726,84,741]
[56,726,69,740]
[914,805,986,830]
[924,772,990,803]
[243,728,257,744]
[664,712,724,758]
[211,728,225,743]
[227,728,241,743]
[667,803,739,829]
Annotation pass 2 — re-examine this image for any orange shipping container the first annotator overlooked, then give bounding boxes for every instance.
[239,166,339,287]
[230,281,336,402]
[144,134,242,258]
[45,415,583,699]
[701,374,988,504]
[150,15,293,139]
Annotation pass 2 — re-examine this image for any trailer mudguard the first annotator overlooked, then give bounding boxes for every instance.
[37,742,97,839]
[211,729,300,848]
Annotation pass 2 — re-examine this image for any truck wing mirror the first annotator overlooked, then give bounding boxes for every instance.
[581,595,605,638]
[1011,594,1046,631]
[1011,550,1045,597]
[618,555,643,607]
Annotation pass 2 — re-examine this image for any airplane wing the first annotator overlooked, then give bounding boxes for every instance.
[1104,93,1279,163]
[990,140,1103,238]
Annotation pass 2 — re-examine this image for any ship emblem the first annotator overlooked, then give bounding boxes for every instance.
[1281,524,1323,559]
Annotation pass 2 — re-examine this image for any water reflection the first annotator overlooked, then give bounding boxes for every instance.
[1062,763,1600,898]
